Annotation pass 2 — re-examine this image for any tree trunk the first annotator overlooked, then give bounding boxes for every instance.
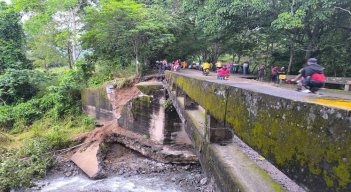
[198,56,202,65]
[70,8,77,64]
[305,22,321,60]
[237,55,241,64]
[331,55,335,77]
[133,39,141,76]
[67,44,73,69]
[305,42,313,60]
[135,55,140,76]
[287,45,294,74]
[265,42,269,65]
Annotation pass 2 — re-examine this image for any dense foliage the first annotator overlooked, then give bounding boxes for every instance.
[0,2,30,72]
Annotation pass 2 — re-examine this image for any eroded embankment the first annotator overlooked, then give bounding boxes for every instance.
[34,77,216,192]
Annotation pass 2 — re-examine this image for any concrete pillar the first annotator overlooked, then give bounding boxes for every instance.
[171,83,176,91]
[206,112,233,144]
[176,86,184,97]
[184,95,198,110]
[344,81,351,91]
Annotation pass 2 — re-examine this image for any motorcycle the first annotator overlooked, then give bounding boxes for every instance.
[203,68,210,76]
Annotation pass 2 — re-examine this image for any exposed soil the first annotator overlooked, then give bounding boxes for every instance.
[38,79,217,192]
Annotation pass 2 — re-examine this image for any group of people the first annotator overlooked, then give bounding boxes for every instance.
[257,64,286,83]
[158,57,326,93]
[202,61,250,77]
[205,57,326,93]
[159,59,188,73]
[201,61,249,80]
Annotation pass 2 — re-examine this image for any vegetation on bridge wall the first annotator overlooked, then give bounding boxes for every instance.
[166,72,351,191]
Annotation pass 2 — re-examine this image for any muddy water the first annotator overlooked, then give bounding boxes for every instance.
[34,175,184,192]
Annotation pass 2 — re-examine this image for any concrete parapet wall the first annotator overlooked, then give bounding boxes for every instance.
[165,72,351,191]
[167,83,283,192]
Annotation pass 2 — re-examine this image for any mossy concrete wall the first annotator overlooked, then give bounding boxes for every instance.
[167,82,283,192]
[165,72,351,191]
[81,86,115,120]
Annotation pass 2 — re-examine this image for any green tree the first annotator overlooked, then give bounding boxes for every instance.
[83,0,176,75]
[0,2,30,72]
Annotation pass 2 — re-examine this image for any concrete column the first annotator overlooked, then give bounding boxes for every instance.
[344,81,351,91]
[184,95,198,110]
[171,83,176,91]
[176,86,184,97]
[206,112,233,144]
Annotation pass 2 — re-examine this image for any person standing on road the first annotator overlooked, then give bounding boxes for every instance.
[278,67,286,84]
[258,64,265,81]
[233,63,239,73]
[181,60,187,69]
[271,66,278,83]
[242,62,249,75]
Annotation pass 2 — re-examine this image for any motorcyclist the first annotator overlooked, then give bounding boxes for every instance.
[202,62,211,75]
[202,62,211,70]
[292,58,325,93]
[217,65,230,80]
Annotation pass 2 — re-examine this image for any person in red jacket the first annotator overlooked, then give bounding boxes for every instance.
[217,65,230,79]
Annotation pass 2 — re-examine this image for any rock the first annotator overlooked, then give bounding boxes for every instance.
[200,177,208,185]
[118,170,124,175]
[171,177,176,182]
[64,171,73,177]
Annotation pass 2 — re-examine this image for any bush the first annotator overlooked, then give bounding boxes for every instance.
[0,138,53,191]
[0,69,49,105]
[44,126,70,150]
[0,69,84,131]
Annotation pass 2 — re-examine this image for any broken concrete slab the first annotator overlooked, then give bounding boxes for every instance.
[106,131,198,164]
[71,141,106,179]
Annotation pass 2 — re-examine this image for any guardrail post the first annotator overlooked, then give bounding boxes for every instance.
[345,81,351,91]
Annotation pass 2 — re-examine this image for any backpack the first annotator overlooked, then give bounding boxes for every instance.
[311,73,325,82]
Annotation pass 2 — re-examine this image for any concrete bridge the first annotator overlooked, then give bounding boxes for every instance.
[80,71,351,191]
[161,70,351,192]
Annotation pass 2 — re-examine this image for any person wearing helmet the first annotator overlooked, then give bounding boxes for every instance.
[202,61,211,76]
[202,61,211,71]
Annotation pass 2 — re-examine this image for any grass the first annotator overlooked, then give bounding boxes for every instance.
[1,114,95,150]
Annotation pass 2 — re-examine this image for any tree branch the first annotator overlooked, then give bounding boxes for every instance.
[335,7,351,16]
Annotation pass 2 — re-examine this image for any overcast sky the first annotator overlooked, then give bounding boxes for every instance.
[0,0,11,4]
